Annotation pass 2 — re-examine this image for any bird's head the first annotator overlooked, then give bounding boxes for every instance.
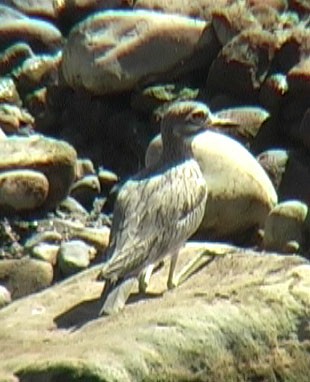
[160,101,234,160]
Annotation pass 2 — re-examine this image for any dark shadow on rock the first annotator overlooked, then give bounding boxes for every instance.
[54,292,163,331]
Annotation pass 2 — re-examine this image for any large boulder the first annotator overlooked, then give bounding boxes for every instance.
[0,243,309,381]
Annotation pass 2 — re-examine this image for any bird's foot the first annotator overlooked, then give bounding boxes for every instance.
[171,243,237,287]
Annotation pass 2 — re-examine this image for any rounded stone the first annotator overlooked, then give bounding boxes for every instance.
[263,200,309,253]
[0,135,77,210]
[146,130,277,239]
[0,169,49,213]
[0,258,53,299]
[30,243,59,265]
[58,240,96,275]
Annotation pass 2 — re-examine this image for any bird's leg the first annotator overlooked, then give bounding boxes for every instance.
[138,263,155,293]
[167,251,179,289]
[172,243,239,287]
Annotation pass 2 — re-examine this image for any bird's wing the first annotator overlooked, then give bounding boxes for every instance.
[102,160,207,280]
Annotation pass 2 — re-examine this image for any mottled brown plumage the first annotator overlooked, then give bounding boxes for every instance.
[98,101,215,315]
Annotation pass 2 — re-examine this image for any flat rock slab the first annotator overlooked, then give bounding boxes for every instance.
[1,243,310,381]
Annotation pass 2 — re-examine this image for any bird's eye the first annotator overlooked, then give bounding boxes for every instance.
[190,110,206,121]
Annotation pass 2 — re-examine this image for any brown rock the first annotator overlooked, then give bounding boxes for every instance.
[263,200,309,253]
[0,10,63,53]
[61,9,214,94]
[0,244,309,381]
[0,169,49,213]
[0,0,57,20]
[0,135,77,210]
[0,257,53,299]
[0,103,34,133]
[206,28,278,101]
[211,2,258,46]
[134,0,233,19]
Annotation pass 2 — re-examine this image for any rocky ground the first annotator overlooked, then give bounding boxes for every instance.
[0,0,310,381]
[1,243,310,382]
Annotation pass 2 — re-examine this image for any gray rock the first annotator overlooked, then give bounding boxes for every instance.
[58,240,96,275]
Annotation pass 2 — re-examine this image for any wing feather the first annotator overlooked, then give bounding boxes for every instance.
[102,159,207,280]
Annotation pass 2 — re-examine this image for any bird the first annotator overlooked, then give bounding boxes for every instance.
[98,100,229,316]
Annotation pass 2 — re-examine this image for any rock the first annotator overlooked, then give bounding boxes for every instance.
[206,28,278,101]
[61,9,215,94]
[0,135,77,211]
[257,148,289,190]
[211,2,258,46]
[0,169,49,213]
[0,257,53,299]
[53,218,110,252]
[57,196,89,215]
[0,244,310,381]
[12,51,62,93]
[24,230,62,249]
[134,0,232,19]
[30,242,59,265]
[0,284,11,307]
[214,106,271,148]
[70,174,101,208]
[290,0,310,14]
[275,24,310,73]
[0,42,34,76]
[146,129,277,240]
[1,0,57,20]
[263,200,309,253]
[58,240,96,275]
[0,76,21,105]
[259,73,288,115]
[75,158,95,180]
[97,167,118,189]
[247,0,288,12]
[0,103,34,133]
[54,0,133,32]
[131,83,199,114]
[0,6,63,53]
[258,149,310,205]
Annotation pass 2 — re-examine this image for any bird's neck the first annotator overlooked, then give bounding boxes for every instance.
[162,138,193,163]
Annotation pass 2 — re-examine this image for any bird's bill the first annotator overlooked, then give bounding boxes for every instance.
[206,115,239,129]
